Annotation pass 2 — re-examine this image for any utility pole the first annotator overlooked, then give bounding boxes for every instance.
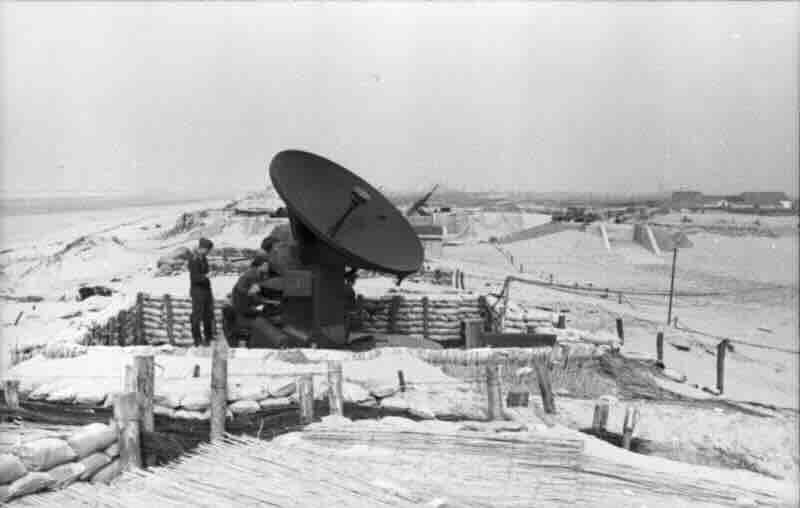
[667,246,678,326]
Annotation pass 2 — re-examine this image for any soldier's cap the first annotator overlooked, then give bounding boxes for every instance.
[198,238,214,250]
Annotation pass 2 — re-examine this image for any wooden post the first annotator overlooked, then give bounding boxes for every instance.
[622,406,639,450]
[136,293,145,345]
[616,317,624,345]
[716,339,728,394]
[117,310,127,347]
[163,294,175,346]
[656,331,664,364]
[4,379,20,410]
[422,296,429,340]
[460,270,466,289]
[113,392,142,470]
[387,296,402,334]
[124,365,136,393]
[133,355,154,433]
[106,317,115,346]
[210,337,229,441]
[327,361,344,417]
[591,400,609,433]
[297,375,314,425]
[485,361,503,421]
[477,295,492,332]
[618,292,622,305]
[532,358,556,414]
[667,248,678,325]
[557,314,566,329]
[397,370,406,393]
[464,319,484,349]
[193,365,200,378]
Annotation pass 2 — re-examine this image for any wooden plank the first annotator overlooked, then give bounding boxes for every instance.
[164,294,175,346]
[327,362,343,417]
[136,293,146,345]
[464,319,484,349]
[113,392,142,470]
[485,361,503,421]
[422,296,429,339]
[532,358,556,414]
[210,338,229,441]
[297,375,314,425]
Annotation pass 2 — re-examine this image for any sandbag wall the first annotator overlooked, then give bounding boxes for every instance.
[0,423,121,503]
[139,294,225,346]
[359,294,488,344]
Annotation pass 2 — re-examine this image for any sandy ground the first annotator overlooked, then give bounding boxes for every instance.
[1,200,797,490]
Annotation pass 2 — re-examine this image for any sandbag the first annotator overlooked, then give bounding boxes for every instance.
[227,379,270,402]
[47,462,85,489]
[90,459,123,485]
[368,385,397,399]
[174,409,210,421]
[46,385,77,404]
[342,382,372,403]
[14,438,77,471]
[104,442,120,459]
[181,388,211,411]
[6,472,55,499]
[79,453,111,480]
[0,453,27,484]
[380,395,409,412]
[266,377,296,398]
[67,423,117,459]
[154,405,177,418]
[258,397,294,410]
[229,399,260,415]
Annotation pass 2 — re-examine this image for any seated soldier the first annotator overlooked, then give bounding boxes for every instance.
[231,252,297,349]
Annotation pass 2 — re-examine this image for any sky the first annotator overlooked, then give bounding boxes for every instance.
[1,2,797,198]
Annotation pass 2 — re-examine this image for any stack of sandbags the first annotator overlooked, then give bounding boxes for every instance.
[0,423,120,503]
[359,295,483,343]
[502,307,556,333]
[156,246,192,275]
[140,294,226,345]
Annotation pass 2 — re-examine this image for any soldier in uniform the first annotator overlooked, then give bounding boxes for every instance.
[188,237,214,346]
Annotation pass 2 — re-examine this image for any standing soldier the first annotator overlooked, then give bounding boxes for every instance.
[189,237,214,346]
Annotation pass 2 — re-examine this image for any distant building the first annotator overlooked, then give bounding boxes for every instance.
[671,191,704,210]
[739,192,790,208]
[413,224,444,259]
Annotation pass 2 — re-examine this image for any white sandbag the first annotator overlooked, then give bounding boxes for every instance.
[342,382,372,403]
[67,423,117,459]
[266,377,296,398]
[380,395,409,412]
[154,405,176,418]
[28,382,59,401]
[153,386,184,409]
[46,384,77,404]
[6,472,56,499]
[227,378,270,402]
[181,389,211,411]
[228,400,260,415]
[0,454,27,484]
[90,459,122,485]
[174,409,210,421]
[47,462,85,489]
[258,397,294,410]
[73,380,111,406]
[14,438,78,472]
[79,453,111,480]
[369,385,398,399]
[104,442,119,459]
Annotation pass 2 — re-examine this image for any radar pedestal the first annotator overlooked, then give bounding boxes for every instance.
[270,150,423,347]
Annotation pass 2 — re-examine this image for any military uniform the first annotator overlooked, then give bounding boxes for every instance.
[188,243,214,346]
